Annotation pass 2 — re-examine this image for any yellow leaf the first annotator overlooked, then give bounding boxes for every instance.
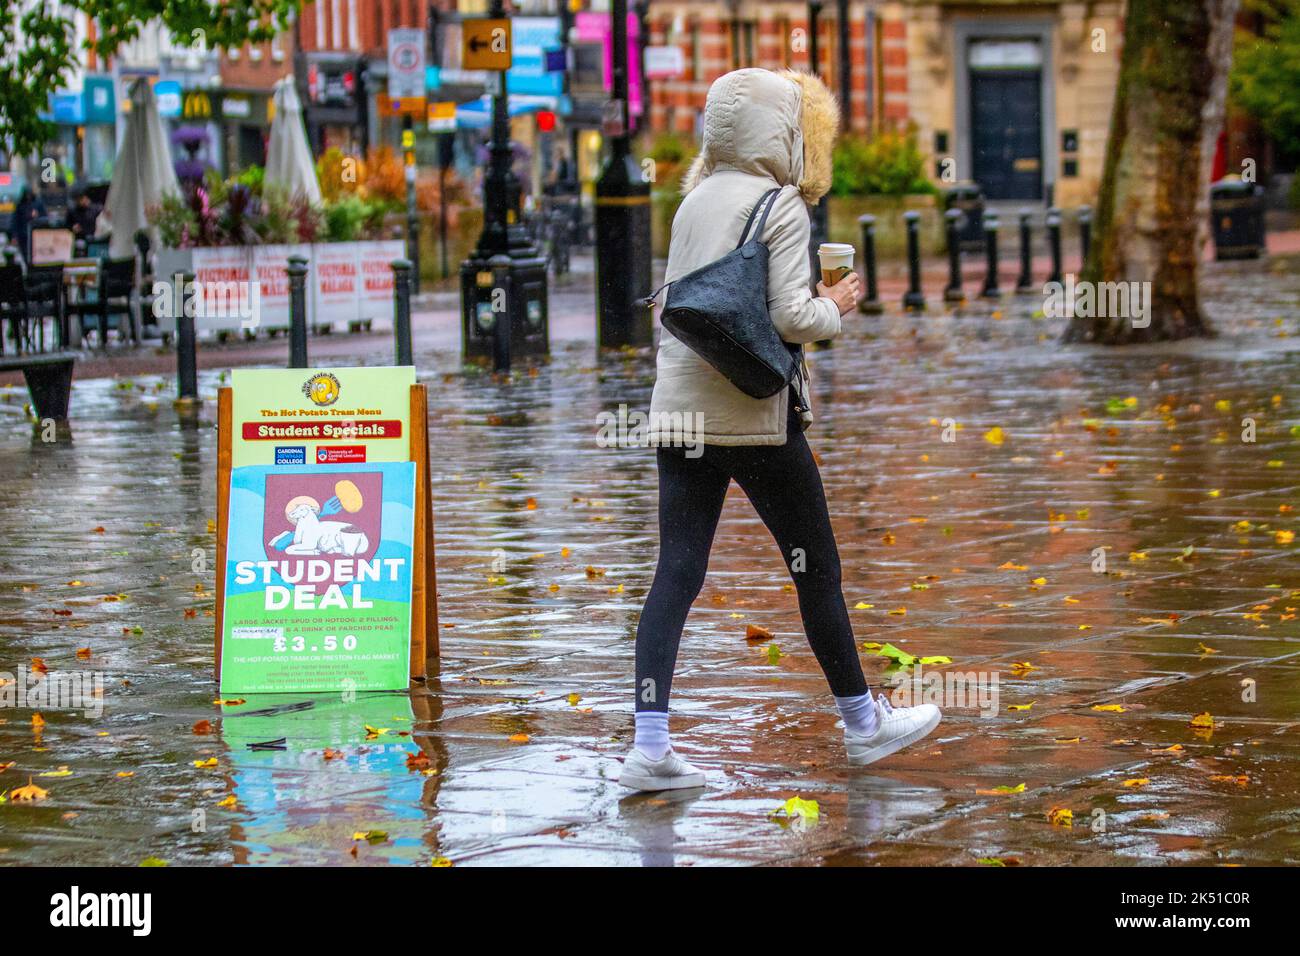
[216,794,238,808]
[1122,778,1149,788]
[1188,711,1215,729]
[509,733,530,743]
[38,766,72,777]
[192,757,218,768]
[431,856,454,867]
[1092,704,1126,713]
[1007,701,1035,711]
[853,602,874,609]
[566,693,582,706]
[888,607,907,616]
[984,426,1005,445]
[1048,807,1073,827]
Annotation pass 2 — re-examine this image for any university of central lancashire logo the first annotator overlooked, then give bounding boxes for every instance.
[302,372,342,406]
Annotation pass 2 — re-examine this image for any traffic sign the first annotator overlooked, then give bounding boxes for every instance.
[462,18,512,71]
[427,101,456,133]
[388,27,426,101]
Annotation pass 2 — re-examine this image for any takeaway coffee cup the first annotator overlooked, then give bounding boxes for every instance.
[818,242,855,286]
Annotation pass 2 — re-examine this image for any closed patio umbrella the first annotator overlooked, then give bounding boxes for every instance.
[264,78,321,204]
[100,77,180,257]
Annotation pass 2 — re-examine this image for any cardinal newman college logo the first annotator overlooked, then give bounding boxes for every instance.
[219,462,416,693]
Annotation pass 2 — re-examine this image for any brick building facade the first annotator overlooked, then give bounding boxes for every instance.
[641,1,1125,207]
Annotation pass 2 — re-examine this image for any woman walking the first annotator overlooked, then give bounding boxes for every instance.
[621,68,942,792]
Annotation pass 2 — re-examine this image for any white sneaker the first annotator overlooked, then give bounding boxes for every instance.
[618,748,707,792]
[844,694,942,766]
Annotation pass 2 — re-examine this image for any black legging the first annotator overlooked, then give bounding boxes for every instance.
[635,403,869,712]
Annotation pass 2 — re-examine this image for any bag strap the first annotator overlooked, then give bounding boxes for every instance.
[641,186,783,308]
[735,187,782,249]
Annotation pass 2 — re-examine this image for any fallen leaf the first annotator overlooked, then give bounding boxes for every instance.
[745,623,774,643]
[976,782,1026,795]
[10,777,49,802]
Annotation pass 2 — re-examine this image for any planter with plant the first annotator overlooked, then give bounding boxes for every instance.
[828,125,942,258]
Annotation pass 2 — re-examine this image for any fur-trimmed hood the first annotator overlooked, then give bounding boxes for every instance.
[680,68,839,205]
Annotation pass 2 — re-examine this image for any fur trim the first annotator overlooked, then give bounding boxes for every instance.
[778,70,839,204]
[681,149,710,195]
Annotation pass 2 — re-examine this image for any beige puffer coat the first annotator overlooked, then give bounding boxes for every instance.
[647,68,841,447]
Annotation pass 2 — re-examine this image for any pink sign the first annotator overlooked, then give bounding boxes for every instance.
[575,12,643,119]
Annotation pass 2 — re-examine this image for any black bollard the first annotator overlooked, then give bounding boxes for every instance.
[1046,207,1063,286]
[287,255,309,369]
[902,210,926,312]
[1078,204,1092,269]
[391,258,414,366]
[1015,209,1034,292]
[943,208,964,303]
[176,270,198,402]
[981,213,1001,299]
[488,254,512,373]
[857,214,883,314]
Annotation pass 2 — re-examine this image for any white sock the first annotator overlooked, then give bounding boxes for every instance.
[634,711,671,760]
[836,692,880,737]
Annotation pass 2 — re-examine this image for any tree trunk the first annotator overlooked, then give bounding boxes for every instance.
[1062,0,1239,345]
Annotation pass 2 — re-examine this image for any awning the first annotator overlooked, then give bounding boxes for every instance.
[455,95,558,130]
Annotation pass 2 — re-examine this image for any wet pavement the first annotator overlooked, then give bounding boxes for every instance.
[2,251,1300,867]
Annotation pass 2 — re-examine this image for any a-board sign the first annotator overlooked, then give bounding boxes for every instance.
[219,461,416,693]
[230,366,414,467]
[216,367,437,694]
[462,18,513,71]
[30,228,75,264]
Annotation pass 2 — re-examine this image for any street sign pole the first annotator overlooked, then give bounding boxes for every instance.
[458,4,549,365]
[595,0,652,349]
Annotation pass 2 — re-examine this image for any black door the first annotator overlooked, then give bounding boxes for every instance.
[971,70,1043,200]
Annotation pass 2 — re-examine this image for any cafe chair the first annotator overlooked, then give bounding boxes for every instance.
[24,262,66,351]
[66,256,138,348]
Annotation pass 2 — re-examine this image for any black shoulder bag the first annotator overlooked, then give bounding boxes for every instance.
[647,187,804,402]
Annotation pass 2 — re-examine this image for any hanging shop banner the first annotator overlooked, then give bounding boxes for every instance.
[229,365,415,468]
[218,461,416,693]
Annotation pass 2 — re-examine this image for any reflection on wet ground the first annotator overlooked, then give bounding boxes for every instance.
[2,258,1299,865]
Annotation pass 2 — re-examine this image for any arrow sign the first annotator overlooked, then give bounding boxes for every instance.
[461,18,512,71]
